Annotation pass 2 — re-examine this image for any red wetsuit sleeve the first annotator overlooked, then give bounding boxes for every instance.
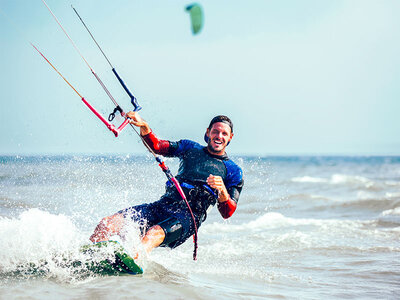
[217,198,237,219]
[142,131,170,155]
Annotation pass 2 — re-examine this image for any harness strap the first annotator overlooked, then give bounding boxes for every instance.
[166,181,217,198]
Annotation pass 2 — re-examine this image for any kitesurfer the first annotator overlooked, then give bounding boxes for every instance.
[90,112,244,255]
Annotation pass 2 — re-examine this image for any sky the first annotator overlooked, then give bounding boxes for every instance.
[0,0,399,156]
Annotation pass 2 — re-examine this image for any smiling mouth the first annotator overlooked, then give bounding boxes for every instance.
[213,140,223,146]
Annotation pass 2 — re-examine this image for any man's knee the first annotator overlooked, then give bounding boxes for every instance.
[157,217,183,247]
[90,214,124,242]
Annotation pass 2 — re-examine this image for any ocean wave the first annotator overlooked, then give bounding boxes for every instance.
[0,209,85,270]
[0,197,35,210]
[200,212,400,269]
[283,193,331,202]
[291,176,327,183]
[0,171,43,186]
[0,175,12,181]
[377,207,400,227]
[381,207,400,216]
[204,212,360,233]
[386,192,400,198]
[335,197,400,213]
[291,174,387,190]
[278,192,400,214]
[203,212,400,243]
[385,181,400,187]
[0,209,149,282]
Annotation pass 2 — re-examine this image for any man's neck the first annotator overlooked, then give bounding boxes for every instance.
[206,145,226,157]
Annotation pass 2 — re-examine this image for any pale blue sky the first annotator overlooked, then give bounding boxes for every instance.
[1,0,399,156]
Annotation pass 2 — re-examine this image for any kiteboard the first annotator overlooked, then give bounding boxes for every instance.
[12,240,142,277]
[78,240,143,275]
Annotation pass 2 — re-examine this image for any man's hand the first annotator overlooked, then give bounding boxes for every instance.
[126,111,151,135]
[207,174,230,203]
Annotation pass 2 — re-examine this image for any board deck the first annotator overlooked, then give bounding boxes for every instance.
[79,241,143,275]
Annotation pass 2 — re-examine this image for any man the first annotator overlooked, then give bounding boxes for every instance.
[90,112,244,256]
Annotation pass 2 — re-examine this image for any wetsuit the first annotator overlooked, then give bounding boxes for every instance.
[119,131,244,248]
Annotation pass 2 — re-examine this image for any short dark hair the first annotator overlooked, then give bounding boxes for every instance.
[208,115,233,133]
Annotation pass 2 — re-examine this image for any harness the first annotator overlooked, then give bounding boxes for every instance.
[166,181,217,222]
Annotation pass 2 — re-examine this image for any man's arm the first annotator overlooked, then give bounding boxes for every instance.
[126,111,170,155]
[142,131,171,155]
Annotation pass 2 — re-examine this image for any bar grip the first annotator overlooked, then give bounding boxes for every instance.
[81,97,129,137]
[112,68,142,112]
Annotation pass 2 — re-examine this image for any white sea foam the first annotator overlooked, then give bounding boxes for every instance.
[356,190,375,200]
[203,212,364,236]
[202,211,400,249]
[381,207,400,216]
[385,192,400,198]
[331,174,372,185]
[0,209,85,269]
[378,207,400,227]
[385,180,400,187]
[290,175,317,183]
[0,208,149,278]
[292,176,327,183]
[292,174,375,188]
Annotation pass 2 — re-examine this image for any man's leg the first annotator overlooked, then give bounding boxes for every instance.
[90,211,165,250]
[90,213,125,243]
[90,207,182,257]
[141,225,166,253]
[138,217,183,256]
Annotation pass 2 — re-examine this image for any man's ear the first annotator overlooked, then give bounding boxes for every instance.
[204,128,210,143]
[226,132,233,146]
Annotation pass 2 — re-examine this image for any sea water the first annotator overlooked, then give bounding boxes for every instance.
[0,155,399,299]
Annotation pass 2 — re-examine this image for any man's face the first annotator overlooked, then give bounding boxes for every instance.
[206,122,233,155]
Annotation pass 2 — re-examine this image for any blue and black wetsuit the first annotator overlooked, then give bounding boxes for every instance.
[119,131,244,248]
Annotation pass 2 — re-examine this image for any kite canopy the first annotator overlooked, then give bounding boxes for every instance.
[185,3,203,35]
